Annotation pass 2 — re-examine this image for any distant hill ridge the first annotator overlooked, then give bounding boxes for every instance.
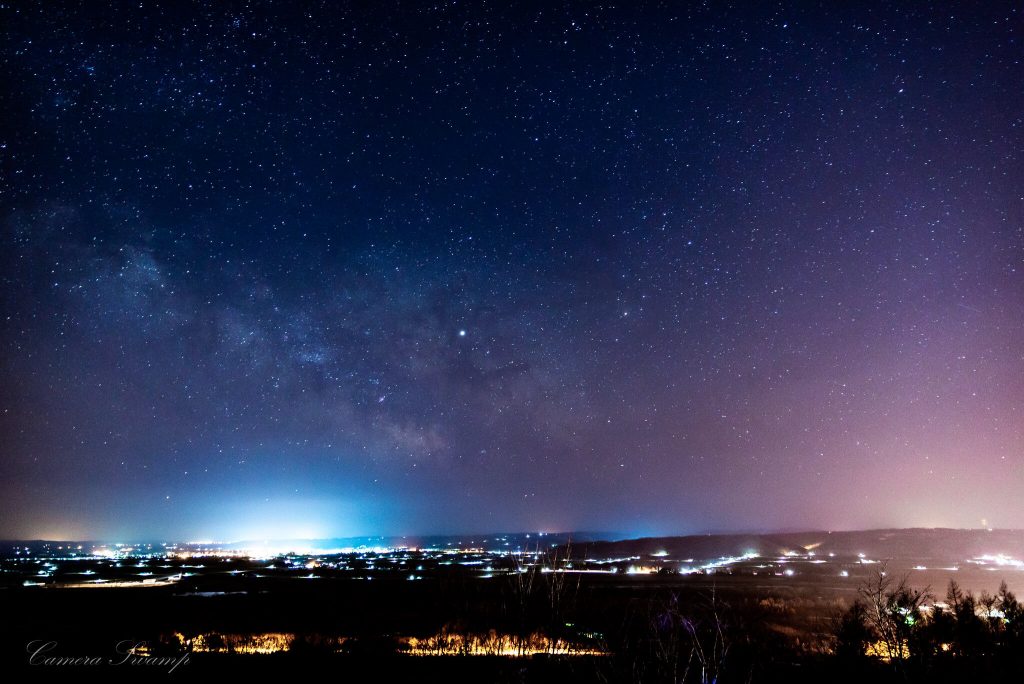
[561,528,1024,562]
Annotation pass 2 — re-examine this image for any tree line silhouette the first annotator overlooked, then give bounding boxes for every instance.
[834,564,1024,680]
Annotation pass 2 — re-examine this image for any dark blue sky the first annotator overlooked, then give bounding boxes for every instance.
[2,1,1022,540]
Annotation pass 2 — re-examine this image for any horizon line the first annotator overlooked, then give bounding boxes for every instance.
[2,525,1019,545]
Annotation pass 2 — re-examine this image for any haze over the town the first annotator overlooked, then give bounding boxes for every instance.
[1,2,1022,542]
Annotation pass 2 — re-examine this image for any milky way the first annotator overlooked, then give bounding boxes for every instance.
[1,2,1022,540]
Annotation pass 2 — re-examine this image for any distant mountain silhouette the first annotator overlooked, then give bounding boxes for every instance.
[561,528,1024,562]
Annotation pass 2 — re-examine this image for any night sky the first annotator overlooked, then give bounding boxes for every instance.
[2,2,1022,541]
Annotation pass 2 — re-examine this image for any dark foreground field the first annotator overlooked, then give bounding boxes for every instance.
[3,567,1023,683]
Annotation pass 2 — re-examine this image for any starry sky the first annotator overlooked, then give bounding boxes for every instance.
[1,2,1022,541]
